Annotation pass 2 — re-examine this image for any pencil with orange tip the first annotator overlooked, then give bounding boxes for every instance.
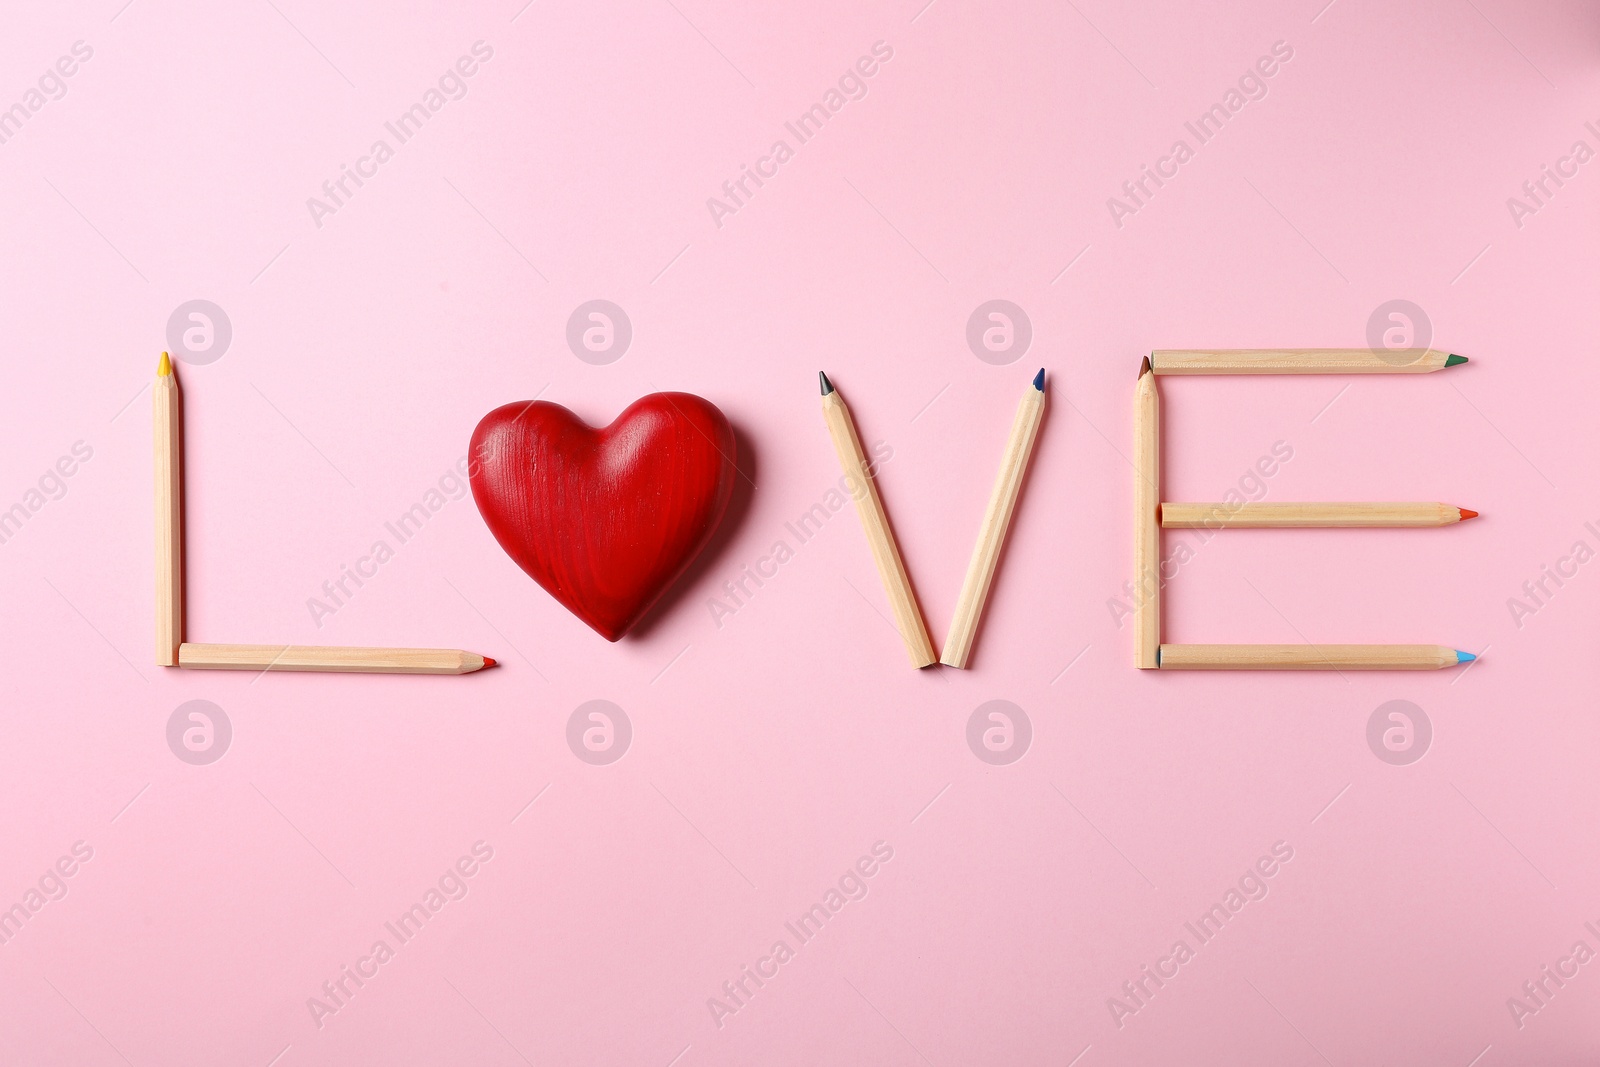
[819,372,937,668]
[154,352,183,665]
[941,368,1046,669]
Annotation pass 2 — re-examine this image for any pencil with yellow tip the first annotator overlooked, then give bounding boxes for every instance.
[154,352,183,665]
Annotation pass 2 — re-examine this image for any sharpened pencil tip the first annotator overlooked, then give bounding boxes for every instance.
[1455,650,1476,664]
[1139,356,1151,377]
[481,656,497,669]
[1032,368,1044,391]
[1458,508,1479,520]
[1445,354,1468,367]
[819,371,833,396]
[157,351,172,377]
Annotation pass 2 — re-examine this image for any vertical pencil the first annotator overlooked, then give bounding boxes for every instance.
[1134,357,1160,668]
[819,372,937,668]
[154,352,183,666]
[941,369,1046,669]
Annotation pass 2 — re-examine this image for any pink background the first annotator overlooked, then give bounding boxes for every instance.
[2,0,1598,1063]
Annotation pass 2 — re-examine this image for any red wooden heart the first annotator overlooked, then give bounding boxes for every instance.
[468,393,736,641]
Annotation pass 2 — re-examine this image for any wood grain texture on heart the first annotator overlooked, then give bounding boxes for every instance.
[469,393,737,641]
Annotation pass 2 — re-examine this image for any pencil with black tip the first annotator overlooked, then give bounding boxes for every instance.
[1161,502,1479,528]
[1150,349,1468,375]
[941,369,1045,669]
[1158,644,1476,670]
[819,372,937,668]
[1134,357,1160,669]
[155,352,183,665]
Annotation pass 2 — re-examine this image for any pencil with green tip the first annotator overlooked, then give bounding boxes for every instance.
[1150,349,1468,375]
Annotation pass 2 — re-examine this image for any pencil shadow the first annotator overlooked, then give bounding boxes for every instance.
[956,393,1054,670]
[628,420,757,640]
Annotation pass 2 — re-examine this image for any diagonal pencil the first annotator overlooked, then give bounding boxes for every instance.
[941,369,1046,669]
[819,372,937,668]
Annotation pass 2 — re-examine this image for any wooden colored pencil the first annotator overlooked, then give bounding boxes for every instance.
[1161,502,1478,529]
[154,352,183,666]
[941,369,1046,669]
[178,643,496,674]
[1158,644,1474,670]
[1149,349,1468,375]
[819,372,937,668]
[1134,358,1160,669]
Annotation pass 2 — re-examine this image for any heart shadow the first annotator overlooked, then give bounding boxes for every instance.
[627,418,758,640]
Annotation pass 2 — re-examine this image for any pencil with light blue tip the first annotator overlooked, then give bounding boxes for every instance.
[1158,645,1476,670]
[941,368,1047,669]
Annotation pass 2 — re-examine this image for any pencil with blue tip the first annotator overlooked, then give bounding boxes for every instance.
[1158,645,1476,670]
[941,368,1046,669]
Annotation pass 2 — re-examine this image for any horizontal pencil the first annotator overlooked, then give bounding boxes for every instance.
[177,643,496,674]
[1150,349,1467,375]
[819,372,937,668]
[1158,644,1474,670]
[1161,502,1478,529]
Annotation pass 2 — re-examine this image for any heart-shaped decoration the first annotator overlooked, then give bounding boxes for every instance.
[469,393,736,641]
